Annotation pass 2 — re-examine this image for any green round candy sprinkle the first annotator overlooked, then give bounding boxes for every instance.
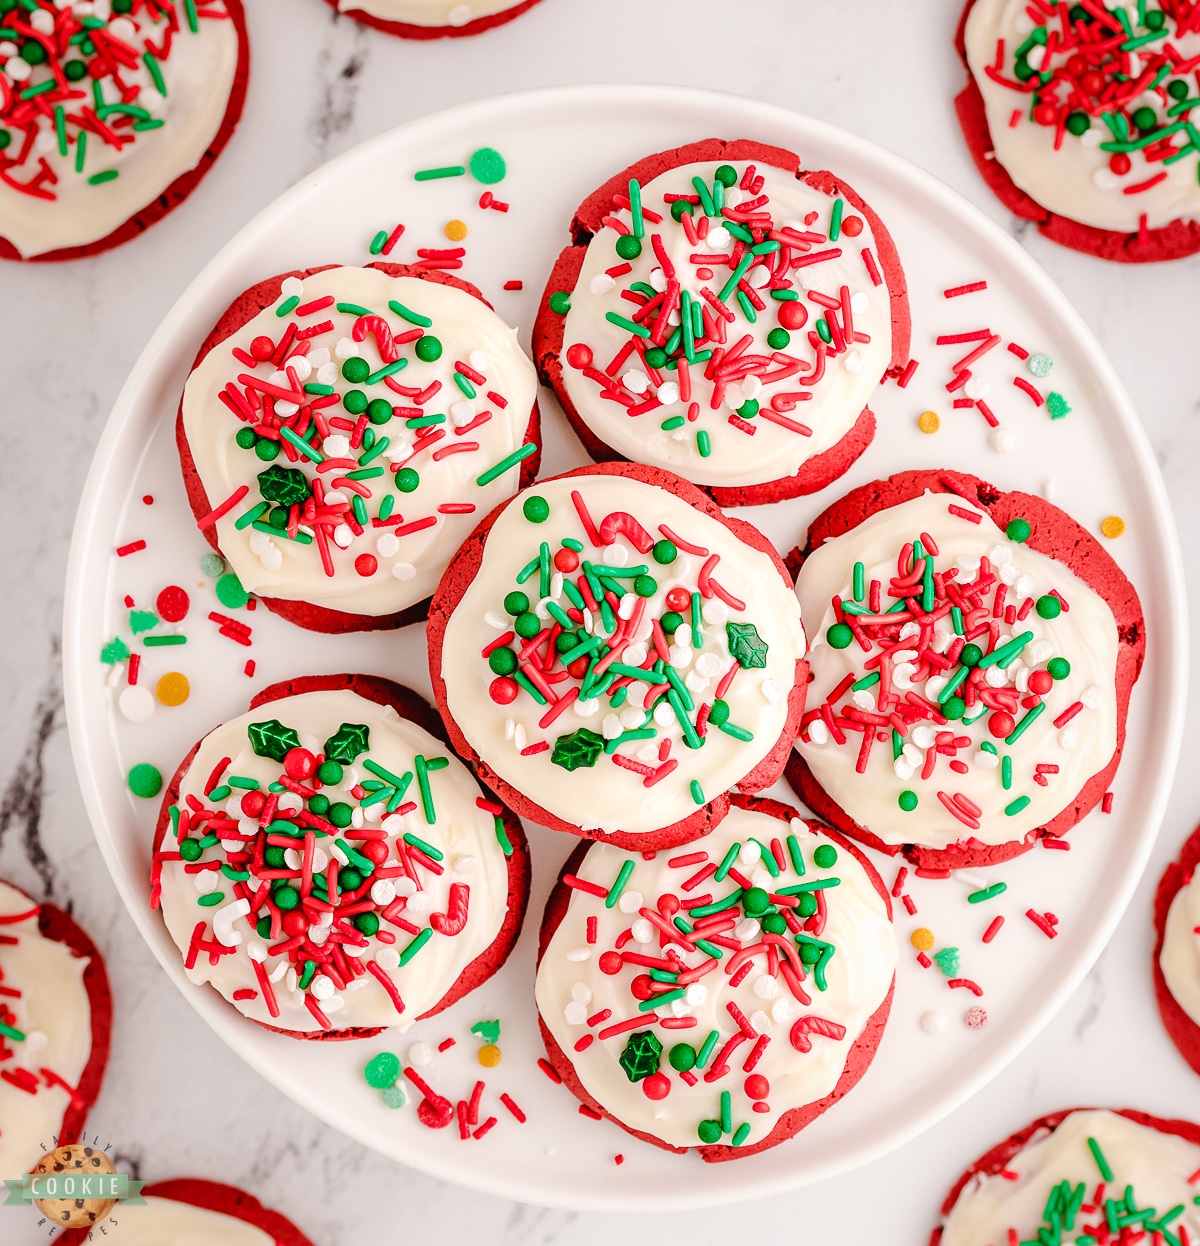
[264,846,287,868]
[468,146,506,184]
[504,590,530,616]
[343,389,368,415]
[644,347,669,369]
[709,699,731,727]
[813,843,838,869]
[256,916,272,938]
[671,200,694,222]
[826,623,854,650]
[200,552,226,578]
[267,506,289,530]
[274,885,300,911]
[367,398,393,425]
[1047,656,1071,680]
[669,1043,697,1072]
[339,868,363,891]
[1014,56,1034,81]
[548,291,571,315]
[798,893,818,918]
[660,611,683,635]
[799,942,821,966]
[651,539,677,565]
[179,838,202,862]
[615,235,642,261]
[1036,594,1062,619]
[395,467,420,493]
[356,912,380,936]
[381,1084,407,1109]
[364,1051,402,1089]
[898,790,919,812]
[1146,8,1166,27]
[697,1119,723,1144]
[714,164,738,188]
[308,794,330,817]
[766,327,791,350]
[215,572,249,609]
[328,801,353,828]
[342,356,371,384]
[1065,112,1090,136]
[761,913,788,935]
[942,696,966,721]
[128,763,162,798]
[254,438,280,461]
[633,574,657,597]
[1132,105,1157,131]
[415,335,442,363]
[489,647,518,676]
[21,39,46,64]
[1006,518,1032,543]
[63,59,87,82]
[317,760,343,786]
[1027,353,1054,378]
[738,400,759,420]
[235,427,257,449]
[514,611,542,639]
[0,129,9,152]
[1169,79,1190,101]
[523,495,550,523]
[556,631,579,652]
[742,887,770,917]
[112,0,134,10]
[959,643,983,667]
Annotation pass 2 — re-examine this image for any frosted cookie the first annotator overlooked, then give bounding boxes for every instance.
[1154,823,1200,1077]
[151,674,529,1037]
[535,794,896,1159]
[54,1178,314,1246]
[429,461,809,852]
[0,0,248,262]
[532,138,910,507]
[932,1108,1200,1246]
[323,0,544,38]
[786,470,1144,870]
[178,262,541,633]
[0,879,111,1177]
[956,0,1200,261]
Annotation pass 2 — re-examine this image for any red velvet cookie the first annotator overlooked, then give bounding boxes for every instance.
[151,673,530,1040]
[0,1,249,263]
[535,793,896,1161]
[954,0,1200,263]
[532,138,910,508]
[786,469,1144,871]
[428,461,809,852]
[0,878,111,1174]
[322,0,544,39]
[177,261,541,634]
[1153,823,1200,1078]
[55,1177,314,1246]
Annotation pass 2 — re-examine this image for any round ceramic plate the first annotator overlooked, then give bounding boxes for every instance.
[63,85,1185,1210]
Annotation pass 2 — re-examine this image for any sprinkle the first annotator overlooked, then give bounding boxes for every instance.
[476,443,537,486]
[415,166,466,181]
[1100,515,1126,539]
[918,410,940,434]
[116,540,147,557]
[967,882,1007,904]
[944,281,987,298]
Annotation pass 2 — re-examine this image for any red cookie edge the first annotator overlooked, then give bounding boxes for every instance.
[1152,823,1200,1078]
[322,0,543,39]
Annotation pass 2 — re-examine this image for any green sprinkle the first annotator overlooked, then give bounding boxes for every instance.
[278,426,324,463]
[967,882,1007,903]
[403,832,442,862]
[978,630,1034,670]
[414,165,465,181]
[0,1020,25,1043]
[829,197,844,241]
[639,988,684,1012]
[786,834,805,875]
[690,779,705,805]
[688,890,744,918]
[494,814,513,856]
[719,1090,732,1134]
[1002,754,1013,790]
[697,430,711,457]
[1004,702,1045,745]
[1088,1136,1115,1183]
[1004,795,1031,816]
[399,927,433,965]
[715,841,740,882]
[606,859,635,909]
[696,1029,720,1069]
[197,892,224,907]
[88,169,119,185]
[605,311,651,338]
[387,299,432,328]
[851,672,880,691]
[414,755,435,824]
[731,1122,751,1147]
[234,502,270,530]
[476,442,537,486]
[366,358,408,385]
[369,229,388,255]
[143,634,186,647]
[512,670,547,706]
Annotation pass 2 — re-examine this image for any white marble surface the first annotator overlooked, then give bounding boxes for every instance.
[2,0,1199,1240]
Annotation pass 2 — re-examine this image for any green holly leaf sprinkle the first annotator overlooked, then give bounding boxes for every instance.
[248,719,302,762]
[324,723,370,763]
[129,609,159,635]
[101,637,131,665]
[257,464,311,507]
[618,1030,662,1082]
[933,947,960,977]
[550,728,605,772]
[726,621,769,669]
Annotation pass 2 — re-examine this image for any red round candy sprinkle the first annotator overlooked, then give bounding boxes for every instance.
[355,554,378,577]
[642,1073,671,1101]
[284,747,316,780]
[630,974,654,1001]
[282,910,308,937]
[1109,153,1132,176]
[1028,669,1053,695]
[599,951,624,975]
[489,677,518,704]
[554,547,580,573]
[142,494,154,505]
[567,657,590,679]
[840,215,864,238]
[417,1097,455,1129]
[1033,103,1058,127]
[744,1074,770,1100]
[665,586,691,612]
[657,893,680,917]
[1066,54,1087,77]
[156,585,190,623]
[240,790,266,817]
[565,343,593,369]
[250,335,275,360]
[777,301,809,331]
[361,839,389,864]
[1082,71,1105,94]
[988,711,1015,739]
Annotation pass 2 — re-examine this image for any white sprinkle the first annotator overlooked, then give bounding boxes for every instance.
[1059,726,1079,750]
[808,719,830,746]
[750,1010,771,1034]
[734,917,760,942]
[513,723,527,752]
[564,1000,588,1025]
[450,401,475,428]
[374,946,401,971]
[684,983,707,1006]
[974,750,1000,770]
[3,57,31,82]
[842,350,864,375]
[371,880,396,905]
[447,3,472,24]
[590,273,616,295]
[575,698,600,718]
[657,381,681,405]
[571,981,592,1004]
[310,974,335,1001]
[921,1011,947,1034]
[601,542,628,567]
[335,336,360,360]
[631,919,654,944]
[622,370,651,395]
[753,974,779,999]
[118,685,155,723]
[377,533,400,558]
[1093,167,1122,190]
[618,890,643,915]
[193,871,220,894]
[565,946,592,962]
[1081,685,1103,709]
[332,524,354,550]
[323,434,351,459]
[851,291,870,313]
[408,1042,433,1066]
[407,891,432,915]
[702,599,729,625]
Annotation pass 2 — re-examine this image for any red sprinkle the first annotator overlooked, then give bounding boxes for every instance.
[944,281,987,298]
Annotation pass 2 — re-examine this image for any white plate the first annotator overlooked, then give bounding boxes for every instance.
[63,84,1186,1210]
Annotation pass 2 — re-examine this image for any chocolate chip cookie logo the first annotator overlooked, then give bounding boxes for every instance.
[4,1144,145,1229]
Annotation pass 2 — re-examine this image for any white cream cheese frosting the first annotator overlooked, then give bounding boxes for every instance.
[0,1,240,258]
[939,1110,1200,1246]
[1162,868,1200,1027]
[794,491,1119,849]
[964,0,1200,233]
[439,472,808,838]
[182,266,539,619]
[535,807,896,1149]
[85,1194,274,1246]
[558,160,894,487]
[0,881,92,1178]
[156,688,512,1034]
[339,0,527,27]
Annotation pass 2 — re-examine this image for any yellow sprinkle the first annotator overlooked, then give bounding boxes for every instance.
[155,672,190,707]
[918,410,940,434]
[911,927,935,951]
[1100,515,1125,539]
[444,219,468,242]
[478,1043,501,1068]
